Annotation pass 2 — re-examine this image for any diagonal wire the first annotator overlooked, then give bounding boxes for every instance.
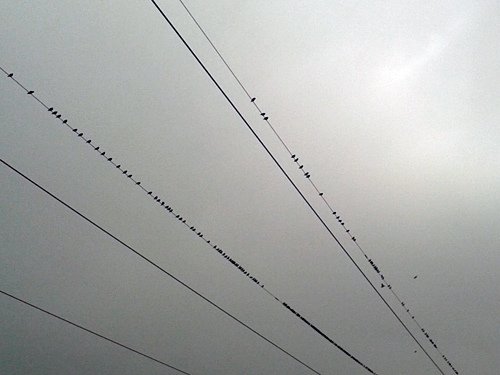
[0,289,191,374]
[171,2,460,373]
[146,2,450,374]
[173,5,459,373]
[0,158,323,375]
[0,66,379,375]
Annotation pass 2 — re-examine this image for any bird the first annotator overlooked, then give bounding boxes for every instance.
[108,157,112,161]
[319,192,323,196]
[250,97,256,102]
[78,133,83,137]
[52,111,58,115]
[48,107,53,111]
[260,112,266,116]
[62,119,67,124]
[299,165,303,169]
[56,114,61,118]
[86,139,91,143]
[72,128,77,132]
[413,275,418,279]
[27,90,34,95]
[7,73,13,77]
[381,283,385,288]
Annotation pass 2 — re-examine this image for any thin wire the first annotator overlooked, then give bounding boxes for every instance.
[174,5,460,373]
[175,5,460,372]
[171,2,460,374]
[146,3,449,374]
[0,289,190,374]
[0,67,380,374]
[0,158,323,375]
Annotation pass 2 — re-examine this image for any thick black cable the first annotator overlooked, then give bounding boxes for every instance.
[0,289,190,374]
[0,68,379,374]
[146,2,448,374]
[0,158,322,375]
[172,5,460,374]
[171,5,460,374]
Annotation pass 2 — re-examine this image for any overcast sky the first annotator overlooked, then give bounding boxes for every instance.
[1,1,499,374]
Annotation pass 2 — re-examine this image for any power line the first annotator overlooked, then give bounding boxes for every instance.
[0,67,379,375]
[0,158,323,375]
[171,3,459,373]
[146,2,449,374]
[0,289,190,374]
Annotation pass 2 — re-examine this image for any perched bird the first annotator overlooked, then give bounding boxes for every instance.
[299,165,303,169]
[72,128,77,132]
[7,73,13,77]
[27,90,34,95]
[413,275,418,279]
[127,174,132,178]
[101,151,105,156]
[48,107,53,112]
[250,97,256,102]
[136,181,140,185]
[291,154,296,158]
[260,112,266,116]
[319,192,323,196]
[52,111,58,115]
[263,116,269,121]
[56,114,61,118]
[381,283,385,288]
[78,133,83,137]
[62,119,67,124]
[86,139,91,143]
[108,157,112,161]
[116,165,121,168]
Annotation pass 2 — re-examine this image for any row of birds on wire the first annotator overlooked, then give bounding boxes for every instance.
[248,94,458,375]
[171,2,458,372]
[2,69,380,375]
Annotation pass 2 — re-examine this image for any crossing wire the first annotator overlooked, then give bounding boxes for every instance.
[0,66,379,375]
[0,289,191,374]
[146,2,449,374]
[0,158,323,375]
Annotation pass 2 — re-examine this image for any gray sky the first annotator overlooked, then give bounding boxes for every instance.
[1,1,499,374]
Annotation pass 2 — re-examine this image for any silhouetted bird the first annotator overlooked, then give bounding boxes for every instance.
[127,174,132,178]
[7,73,13,77]
[319,192,323,196]
[95,146,99,150]
[56,114,61,118]
[27,90,34,95]
[78,133,83,137]
[108,157,112,161]
[381,283,385,288]
[48,107,53,111]
[291,154,296,158]
[101,151,105,156]
[53,111,58,115]
[116,165,121,168]
[86,139,91,143]
[136,181,140,185]
[413,275,418,279]
[250,97,256,102]
[63,120,67,124]
[263,116,269,121]
[72,128,77,132]
[293,157,299,162]
[260,112,266,116]
[299,165,303,169]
